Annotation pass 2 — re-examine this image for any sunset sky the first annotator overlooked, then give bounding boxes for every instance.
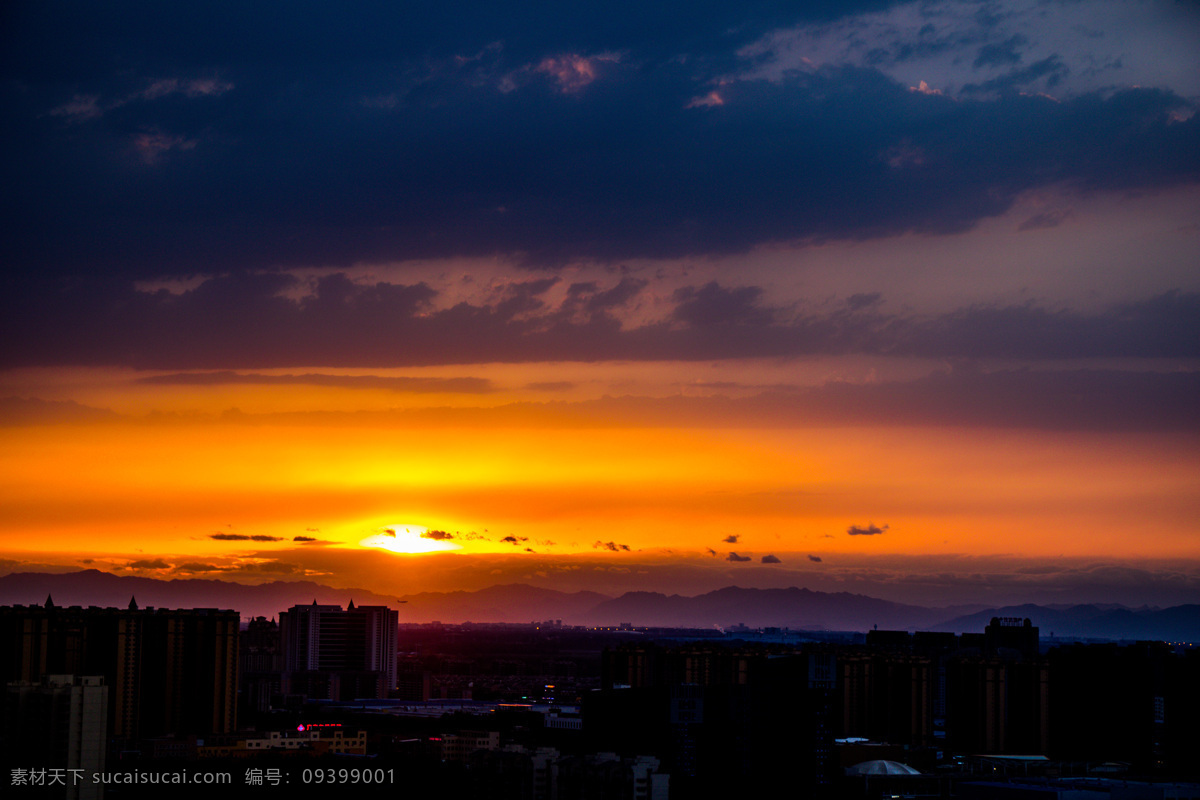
[2,0,1198,608]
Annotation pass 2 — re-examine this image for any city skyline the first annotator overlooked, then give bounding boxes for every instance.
[1,1,1198,609]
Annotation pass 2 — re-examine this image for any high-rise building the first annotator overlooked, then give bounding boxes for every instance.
[1049,641,1180,771]
[2,675,107,800]
[0,597,239,740]
[838,651,935,747]
[984,617,1040,659]
[239,616,282,713]
[279,601,397,700]
[593,644,837,797]
[944,657,1049,755]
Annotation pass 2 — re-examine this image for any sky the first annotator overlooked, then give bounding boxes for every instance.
[1,0,1198,609]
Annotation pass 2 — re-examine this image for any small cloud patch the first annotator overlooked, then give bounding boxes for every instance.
[129,558,170,570]
[1018,209,1073,231]
[211,533,284,542]
[175,562,228,573]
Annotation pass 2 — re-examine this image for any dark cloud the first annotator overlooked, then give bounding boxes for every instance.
[237,560,300,574]
[210,533,284,542]
[500,535,528,545]
[0,397,119,426]
[15,364,1196,434]
[3,3,1196,281]
[1015,565,1063,575]
[136,371,493,393]
[962,55,1069,94]
[761,554,782,564]
[727,552,752,562]
[848,523,889,536]
[129,558,170,569]
[973,35,1027,69]
[808,554,823,562]
[463,368,1200,432]
[6,272,1199,369]
[1017,209,1073,231]
[594,541,632,552]
[421,530,454,540]
[525,381,575,392]
[845,292,883,311]
[705,548,718,556]
[567,278,649,315]
[751,367,1200,432]
[722,534,739,544]
[899,292,1200,360]
[673,283,773,328]
[174,562,229,573]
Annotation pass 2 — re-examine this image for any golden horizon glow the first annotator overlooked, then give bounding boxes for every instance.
[1,363,1198,597]
[360,524,462,554]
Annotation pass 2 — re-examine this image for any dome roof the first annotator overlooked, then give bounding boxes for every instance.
[847,760,922,776]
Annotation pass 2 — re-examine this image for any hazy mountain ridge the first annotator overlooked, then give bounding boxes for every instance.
[0,571,613,623]
[1,571,1197,640]
[0,570,399,619]
[931,603,1200,641]
[581,586,942,631]
[394,584,612,623]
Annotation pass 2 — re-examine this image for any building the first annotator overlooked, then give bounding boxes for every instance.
[1048,641,1198,772]
[279,600,397,700]
[984,617,1040,659]
[395,658,432,701]
[239,616,282,713]
[0,597,239,740]
[557,752,670,800]
[944,657,1049,755]
[2,675,107,800]
[593,644,837,797]
[434,729,501,762]
[838,651,935,747]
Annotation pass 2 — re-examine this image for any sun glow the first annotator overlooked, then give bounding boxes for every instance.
[360,524,462,554]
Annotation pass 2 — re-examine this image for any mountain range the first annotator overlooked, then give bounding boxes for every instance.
[1,570,1197,641]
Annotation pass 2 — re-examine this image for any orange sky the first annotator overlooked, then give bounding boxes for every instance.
[3,363,1197,601]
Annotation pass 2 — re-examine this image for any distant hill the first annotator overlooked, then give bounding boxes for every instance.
[0,396,119,425]
[3,571,1198,641]
[932,603,1200,641]
[0,570,400,620]
[0,571,611,624]
[393,584,612,623]
[579,586,943,631]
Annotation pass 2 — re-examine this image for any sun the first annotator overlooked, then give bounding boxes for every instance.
[360,524,461,554]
